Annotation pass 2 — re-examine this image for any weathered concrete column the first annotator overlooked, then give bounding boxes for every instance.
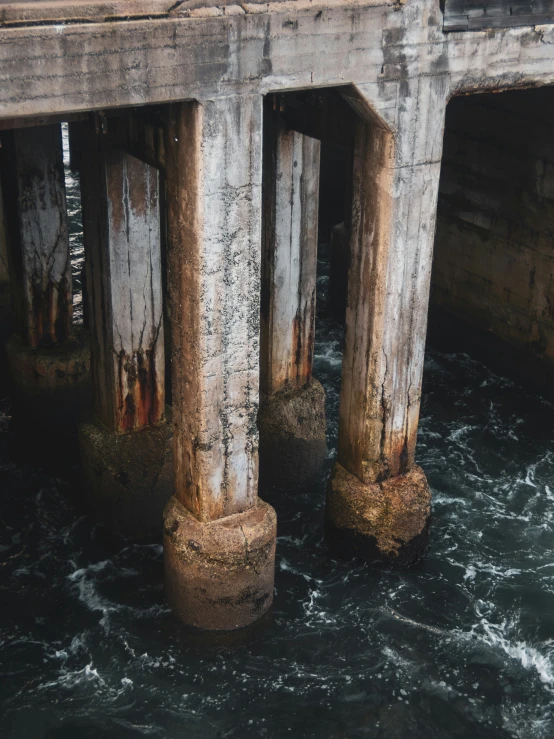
[0,125,90,439]
[78,132,172,538]
[259,124,326,489]
[163,97,276,631]
[325,81,446,565]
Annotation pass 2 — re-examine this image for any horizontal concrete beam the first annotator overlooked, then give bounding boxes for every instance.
[1,2,554,128]
[0,0,395,26]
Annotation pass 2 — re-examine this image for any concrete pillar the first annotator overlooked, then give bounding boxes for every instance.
[259,124,326,488]
[78,131,172,538]
[0,125,90,441]
[325,80,446,565]
[163,97,276,631]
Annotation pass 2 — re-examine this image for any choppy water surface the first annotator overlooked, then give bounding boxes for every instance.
[62,124,84,325]
[1,154,554,738]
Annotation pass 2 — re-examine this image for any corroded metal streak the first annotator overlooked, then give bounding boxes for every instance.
[261,123,319,396]
[81,131,164,434]
[165,96,262,522]
[0,124,72,348]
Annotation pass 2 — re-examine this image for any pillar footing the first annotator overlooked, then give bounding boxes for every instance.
[325,462,431,565]
[163,497,277,631]
[79,411,173,539]
[7,330,90,435]
[258,377,326,489]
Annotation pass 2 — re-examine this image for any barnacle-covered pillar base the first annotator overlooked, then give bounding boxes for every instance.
[162,98,276,629]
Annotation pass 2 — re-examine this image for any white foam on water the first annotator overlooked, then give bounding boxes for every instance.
[462,561,522,582]
[459,618,554,689]
[303,588,336,627]
[68,560,120,630]
[448,425,477,442]
[280,557,321,584]
[38,662,106,691]
[381,607,447,636]
[313,342,343,368]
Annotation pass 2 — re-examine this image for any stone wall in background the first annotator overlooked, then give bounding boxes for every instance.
[431,88,554,396]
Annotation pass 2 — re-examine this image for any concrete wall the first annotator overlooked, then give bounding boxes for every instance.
[431,87,554,394]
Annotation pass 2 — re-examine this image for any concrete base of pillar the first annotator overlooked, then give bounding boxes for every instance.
[325,462,431,565]
[79,412,173,539]
[258,378,326,489]
[163,496,277,631]
[6,330,90,439]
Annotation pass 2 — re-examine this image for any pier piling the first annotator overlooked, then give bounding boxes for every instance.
[0,124,90,444]
[324,85,445,564]
[162,98,277,631]
[78,123,172,538]
[259,123,326,489]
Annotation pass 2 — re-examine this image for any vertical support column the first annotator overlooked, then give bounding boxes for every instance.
[163,97,276,631]
[0,124,90,444]
[78,131,172,537]
[6,125,72,347]
[325,80,447,565]
[258,123,326,488]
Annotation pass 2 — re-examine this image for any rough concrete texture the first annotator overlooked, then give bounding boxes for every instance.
[165,98,262,522]
[2,124,73,348]
[258,377,326,489]
[432,89,554,398]
[6,330,90,442]
[163,496,277,631]
[261,124,320,395]
[325,462,431,565]
[6,330,89,394]
[79,409,173,538]
[80,140,165,434]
